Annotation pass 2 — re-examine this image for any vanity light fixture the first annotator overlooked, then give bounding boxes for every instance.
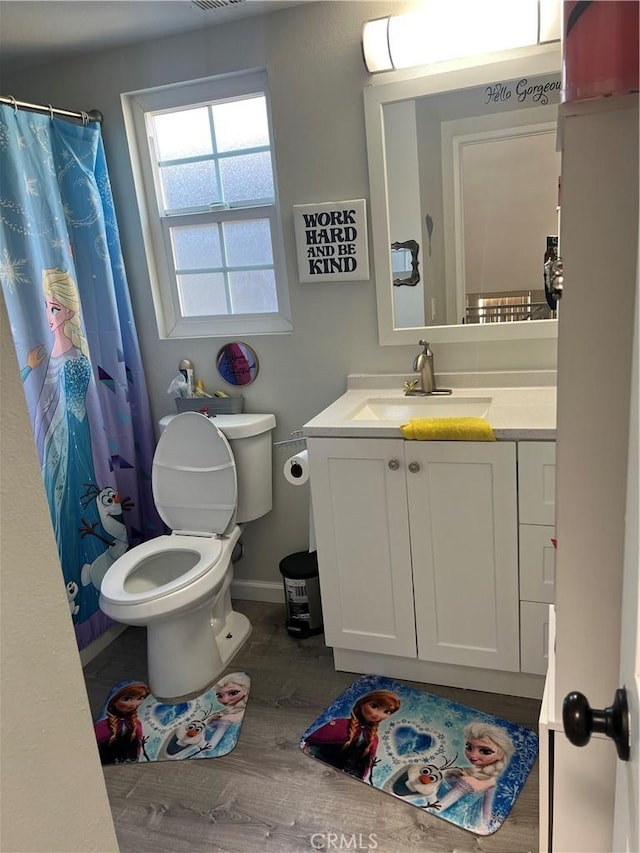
[362,0,556,73]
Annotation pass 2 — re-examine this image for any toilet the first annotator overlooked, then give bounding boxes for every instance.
[99,410,276,701]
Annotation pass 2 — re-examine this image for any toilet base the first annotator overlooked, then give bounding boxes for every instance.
[147,607,251,703]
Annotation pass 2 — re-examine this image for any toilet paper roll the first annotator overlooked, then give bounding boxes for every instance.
[284,449,310,485]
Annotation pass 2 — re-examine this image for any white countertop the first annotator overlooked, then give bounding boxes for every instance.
[303,372,557,440]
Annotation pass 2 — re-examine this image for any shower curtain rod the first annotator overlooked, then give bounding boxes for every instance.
[0,95,103,124]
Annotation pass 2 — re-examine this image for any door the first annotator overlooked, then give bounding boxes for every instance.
[551,96,639,849]
[307,437,417,657]
[407,441,519,670]
[611,246,640,851]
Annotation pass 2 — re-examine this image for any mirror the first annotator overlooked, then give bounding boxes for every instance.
[215,341,259,386]
[364,43,562,345]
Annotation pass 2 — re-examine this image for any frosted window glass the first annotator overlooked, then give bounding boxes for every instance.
[220,152,274,203]
[177,272,228,316]
[229,270,278,313]
[153,108,212,160]
[171,225,222,270]
[212,97,269,152]
[160,161,219,210]
[224,219,273,266]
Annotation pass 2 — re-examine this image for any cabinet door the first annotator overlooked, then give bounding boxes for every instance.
[307,437,416,657]
[407,441,519,671]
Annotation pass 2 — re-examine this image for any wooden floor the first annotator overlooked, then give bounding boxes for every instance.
[83,601,541,853]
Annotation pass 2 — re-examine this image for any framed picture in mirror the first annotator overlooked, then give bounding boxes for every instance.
[392,240,420,287]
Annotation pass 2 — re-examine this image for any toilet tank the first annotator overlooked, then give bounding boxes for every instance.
[159,413,276,523]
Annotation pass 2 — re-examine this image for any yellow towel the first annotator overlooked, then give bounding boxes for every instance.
[400,417,495,441]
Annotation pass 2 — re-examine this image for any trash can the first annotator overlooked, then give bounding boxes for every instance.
[279,551,323,638]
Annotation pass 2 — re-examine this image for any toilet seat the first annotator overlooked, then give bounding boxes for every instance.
[99,534,224,607]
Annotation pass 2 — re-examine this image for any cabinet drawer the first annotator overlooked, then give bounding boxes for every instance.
[520,601,551,675]
[519,524,556,604]
[518,442,556,525]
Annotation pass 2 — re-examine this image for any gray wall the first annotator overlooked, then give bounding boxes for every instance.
[1,299,118,851]
[1,1,557,589]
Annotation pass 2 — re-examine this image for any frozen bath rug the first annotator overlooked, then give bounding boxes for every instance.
[94,672,250,765]
[300,675,538,836]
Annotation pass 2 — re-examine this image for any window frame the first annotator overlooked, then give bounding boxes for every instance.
[122,69,292,339]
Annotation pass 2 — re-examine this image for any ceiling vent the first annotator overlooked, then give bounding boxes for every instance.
[191,0,247,10]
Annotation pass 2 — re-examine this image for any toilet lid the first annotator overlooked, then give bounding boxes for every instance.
[152,411,237,536]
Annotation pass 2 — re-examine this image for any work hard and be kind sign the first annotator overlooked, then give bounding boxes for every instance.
[293,199,369,282]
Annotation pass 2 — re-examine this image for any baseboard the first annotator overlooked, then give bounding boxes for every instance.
[231,578,284,604]
[80,622,128,667]
[333,648,545,700]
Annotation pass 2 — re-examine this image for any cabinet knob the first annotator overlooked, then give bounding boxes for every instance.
[408,462,420,473]
[562,688,630,761]
[388,459,400,470]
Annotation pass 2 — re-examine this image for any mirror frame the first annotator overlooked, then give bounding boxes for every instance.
[364,42,562,346]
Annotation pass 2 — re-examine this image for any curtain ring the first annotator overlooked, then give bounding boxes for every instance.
[9,95,18,114]
[47,104,54,120]
[81,111,88,126]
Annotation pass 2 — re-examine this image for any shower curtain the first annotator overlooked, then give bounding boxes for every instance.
[0,104,163,650]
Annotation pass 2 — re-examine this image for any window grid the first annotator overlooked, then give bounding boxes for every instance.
[123,71,291,338]
[150,101,275,215]
[149,95,278,319]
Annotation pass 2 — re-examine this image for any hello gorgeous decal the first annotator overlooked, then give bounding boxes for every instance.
[485,77,562,106]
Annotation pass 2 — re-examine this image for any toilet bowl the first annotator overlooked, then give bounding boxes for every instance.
[99,410,275,701]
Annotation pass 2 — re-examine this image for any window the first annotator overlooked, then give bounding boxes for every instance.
[123,70,291,338]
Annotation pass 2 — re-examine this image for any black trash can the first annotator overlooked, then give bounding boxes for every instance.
[279,551,323,638]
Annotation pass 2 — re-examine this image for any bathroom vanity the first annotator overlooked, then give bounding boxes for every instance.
[304,373,556,699]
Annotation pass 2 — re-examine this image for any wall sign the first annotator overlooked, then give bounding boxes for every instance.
[293,199,369,283]
[484,75,562,106]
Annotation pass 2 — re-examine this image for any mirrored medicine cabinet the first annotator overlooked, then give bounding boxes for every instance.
[364,43,563,346]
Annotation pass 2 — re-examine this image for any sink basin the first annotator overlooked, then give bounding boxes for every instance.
[347,396,492,422]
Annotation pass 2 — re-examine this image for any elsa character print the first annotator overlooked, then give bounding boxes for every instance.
[427,722,515,833]
[33,269,97,528]
[26,268,113,623]
[203,673,251,753]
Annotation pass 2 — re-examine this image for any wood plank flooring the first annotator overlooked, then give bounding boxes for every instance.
[83,601,541,853]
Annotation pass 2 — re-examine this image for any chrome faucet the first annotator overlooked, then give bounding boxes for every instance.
[405,340,452,396]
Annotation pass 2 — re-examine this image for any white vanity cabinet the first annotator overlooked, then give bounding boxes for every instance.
[308,437,522,671]
[308,435,557,694]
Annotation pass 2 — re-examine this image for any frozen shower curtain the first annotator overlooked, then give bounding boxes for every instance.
[0,104,163,650]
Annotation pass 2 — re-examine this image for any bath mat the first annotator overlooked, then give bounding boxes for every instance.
[94,672,250,765]
[300,675,538,836]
